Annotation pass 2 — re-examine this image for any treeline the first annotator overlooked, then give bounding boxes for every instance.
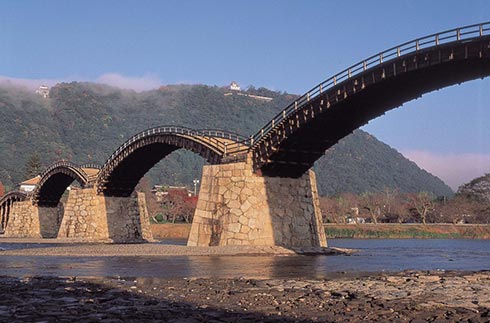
[320,189,490,224]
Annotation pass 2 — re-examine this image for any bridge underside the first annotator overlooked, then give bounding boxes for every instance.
[256,38,490,177]
[36,173,78,207]
[101,143,179,197]
[99,134,224,197]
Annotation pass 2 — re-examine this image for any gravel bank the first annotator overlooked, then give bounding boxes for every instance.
[0,238,353,257]
[0,271,489,322]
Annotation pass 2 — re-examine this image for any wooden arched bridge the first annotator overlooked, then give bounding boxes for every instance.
[1,22,489,246]
[96,126,250,196]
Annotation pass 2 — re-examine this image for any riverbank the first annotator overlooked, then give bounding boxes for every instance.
[150,223,191,238]
[150,223,490,240]
[0,270,489,322]
[325,223,490,239]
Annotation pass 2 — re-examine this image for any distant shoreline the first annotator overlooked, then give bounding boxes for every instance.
[325,223,490,239]
[149,223,490,240]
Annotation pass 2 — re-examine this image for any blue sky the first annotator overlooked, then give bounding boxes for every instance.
[1,0,489,189]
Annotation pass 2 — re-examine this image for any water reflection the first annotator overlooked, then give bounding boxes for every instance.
[0,239,489,279]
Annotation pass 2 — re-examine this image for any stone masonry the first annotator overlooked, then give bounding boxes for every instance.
[57,188,153,242]
[4,202,63,238]
[187,160,327,248]
[4,201,41,238]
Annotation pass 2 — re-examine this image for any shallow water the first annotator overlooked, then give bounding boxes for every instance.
[0,239,489,278]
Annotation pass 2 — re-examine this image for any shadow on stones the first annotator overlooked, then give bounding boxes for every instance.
[0,276,317,323]
[104,193,148,243]
[38,204,64,238]
[263,170,326,248]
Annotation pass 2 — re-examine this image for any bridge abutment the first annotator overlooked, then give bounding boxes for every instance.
[57,188,153,242]
[188,161,327,248]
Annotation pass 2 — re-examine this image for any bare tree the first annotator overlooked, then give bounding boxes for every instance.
[408,192,435,224]
[361,192,383,224]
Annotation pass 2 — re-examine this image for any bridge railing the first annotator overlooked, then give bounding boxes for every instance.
[0,190,28,206]
[196,129,249,142]
[34,160,90,192]
[38,160,84,179]
[80,163,101,169]
[228,21,489,150]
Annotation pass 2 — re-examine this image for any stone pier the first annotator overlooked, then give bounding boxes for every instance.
[187,161,327,248]
[3,201,64,238]
[4,188,153,242]
[4,201,42,238]
[57,188,153,242]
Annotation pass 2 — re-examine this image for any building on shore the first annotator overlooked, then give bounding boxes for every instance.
[19,176,41,192]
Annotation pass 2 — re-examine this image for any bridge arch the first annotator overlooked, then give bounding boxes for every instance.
[0,190,28,232]
[96,126,249,197]
[246,22,490,177]
[32,161,91,207]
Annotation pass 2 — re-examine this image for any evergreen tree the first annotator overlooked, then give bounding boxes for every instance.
[24,153,43,179]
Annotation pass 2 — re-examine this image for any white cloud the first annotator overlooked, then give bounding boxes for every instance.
[0,73,162,92]
[95,73,161,92]
[401,150,490,191]
[0,75,62,91]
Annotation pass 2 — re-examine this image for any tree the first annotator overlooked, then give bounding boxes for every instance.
[408,192,435,224]
[319,193,360,224]
[161,188,197,223]
[389,194,411,223]
[24,153,43,179]
[361,192,383,224]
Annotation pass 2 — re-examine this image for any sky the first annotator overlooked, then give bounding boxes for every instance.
[1,0,489,190]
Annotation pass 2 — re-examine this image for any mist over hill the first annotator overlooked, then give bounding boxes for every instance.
[0,82,453,196]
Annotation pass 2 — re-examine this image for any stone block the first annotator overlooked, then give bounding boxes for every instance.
[240,200,252,213]
[228,222,241,233]
[229,208,242,217]
[240,225,250,234]
[228,199,241,209]
[238,215,248,225]
[248,217,257,228]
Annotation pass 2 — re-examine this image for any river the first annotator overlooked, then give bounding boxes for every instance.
[0,239,489,279]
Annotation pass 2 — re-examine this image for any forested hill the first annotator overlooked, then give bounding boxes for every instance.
[0,82,453,196]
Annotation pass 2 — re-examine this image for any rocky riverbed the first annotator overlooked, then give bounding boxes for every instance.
[1,271,489,322]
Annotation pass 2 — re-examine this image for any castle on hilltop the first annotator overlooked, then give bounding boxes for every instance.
[224,81,272,101]
[35,85,50,98]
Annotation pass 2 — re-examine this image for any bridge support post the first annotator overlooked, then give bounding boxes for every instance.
[188,160,327,248]
[57,188,153,242]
